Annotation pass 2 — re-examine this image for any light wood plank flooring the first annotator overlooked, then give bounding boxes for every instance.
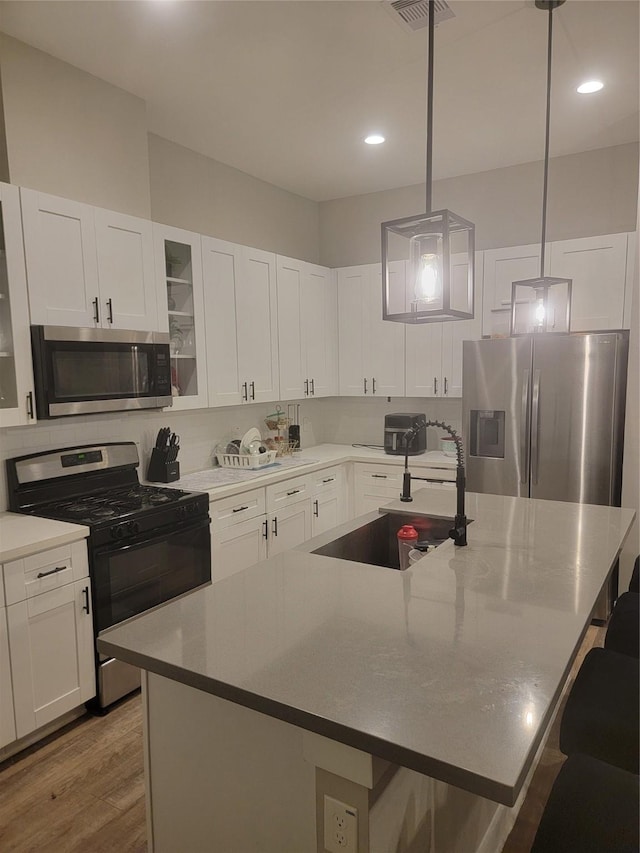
[0,625,604,852]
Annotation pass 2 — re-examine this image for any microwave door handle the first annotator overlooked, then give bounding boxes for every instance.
[520,369,530,484]
[131,350,142,395]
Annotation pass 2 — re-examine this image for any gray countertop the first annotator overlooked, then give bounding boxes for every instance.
[98,489,635,805]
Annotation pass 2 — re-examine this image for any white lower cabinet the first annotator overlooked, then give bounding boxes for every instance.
[210,466,349,581]
[3,540,95,740]
[0,583,16,748]
[353,463,453,517]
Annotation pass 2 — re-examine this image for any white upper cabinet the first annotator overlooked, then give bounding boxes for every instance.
[338,263,405,397]
[277,257,337,400]
[406,252,483,398]
[203,237,279,406]
[0,182,37,426]
[22,189,158,331]
[22,188,100,327]
[93,208,157,331]
[482,243,542,338]
[549,233,629,331]
[154,223,208,410]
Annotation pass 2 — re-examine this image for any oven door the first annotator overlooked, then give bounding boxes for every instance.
[92,515,211,635]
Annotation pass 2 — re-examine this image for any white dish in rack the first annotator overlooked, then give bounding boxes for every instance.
[240,427,262,454]
[217,450,277,469]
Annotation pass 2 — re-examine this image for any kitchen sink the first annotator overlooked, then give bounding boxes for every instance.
[307,511,461,571]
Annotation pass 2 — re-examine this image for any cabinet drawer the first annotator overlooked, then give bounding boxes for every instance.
[3,541,89,606]
[310,466,344,495]
[354,463,404,486]
[210,488,266,530]
[266,475,310,512]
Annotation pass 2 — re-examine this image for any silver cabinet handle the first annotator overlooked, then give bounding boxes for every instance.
[531,370,541,485]
[363,378,368,394]
[37,565,66,579]
[520,369,531,485]
[434,377,438,396]
[313,499,319,517]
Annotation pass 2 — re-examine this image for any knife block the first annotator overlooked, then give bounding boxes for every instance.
[146,448,180,483]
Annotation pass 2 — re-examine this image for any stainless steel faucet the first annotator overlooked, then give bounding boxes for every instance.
[399,419,468,547]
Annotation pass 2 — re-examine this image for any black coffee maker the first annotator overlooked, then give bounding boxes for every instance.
[384,413,427,455]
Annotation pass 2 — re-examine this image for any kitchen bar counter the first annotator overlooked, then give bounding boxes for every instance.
[99,490,634,807]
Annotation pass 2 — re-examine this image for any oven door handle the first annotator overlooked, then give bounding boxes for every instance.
[92,515,211,558]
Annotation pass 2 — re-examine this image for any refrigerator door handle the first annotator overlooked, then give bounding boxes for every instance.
[520,369,531,484]
[531,369,541,485]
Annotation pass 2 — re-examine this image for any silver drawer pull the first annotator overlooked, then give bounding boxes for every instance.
[232,505,249,513]
[286,489,301,496]
[37,566,66,579]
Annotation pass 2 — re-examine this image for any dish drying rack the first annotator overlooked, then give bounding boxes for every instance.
[216,450,278,469]
[264,407,297,457]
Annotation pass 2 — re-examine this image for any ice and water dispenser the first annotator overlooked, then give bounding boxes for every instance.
[469,410,505,458]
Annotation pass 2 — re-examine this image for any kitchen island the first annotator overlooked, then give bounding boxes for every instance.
[98,489,635,853]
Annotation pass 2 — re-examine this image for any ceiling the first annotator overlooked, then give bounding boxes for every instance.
[0,0,638,202]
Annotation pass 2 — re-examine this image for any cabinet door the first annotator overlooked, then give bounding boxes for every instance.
[0,605,16,749]
[8,579,95,738]
[311,491,342,537]
[202,236,243,407]
[236,247,279,403]
[0,183,36,427]
[482,244,541,337]
[154,224,208,410]
[304,264,338,398]
[369,264,405,396]
[338,266,366,396]
[276,256,305,400]
[406,323,443,398]
[94,208,158,331]
[441,251,484,398]
[211,516,268,583]
[21,188,100,327]
[268,502,312,557]
[549,233,628,331]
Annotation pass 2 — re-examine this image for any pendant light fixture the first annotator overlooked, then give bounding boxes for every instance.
[381,0,475,324]
[510,0,572,336]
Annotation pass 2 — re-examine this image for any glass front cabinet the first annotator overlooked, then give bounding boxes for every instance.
[0,182,36,426]
[153,224,208,410]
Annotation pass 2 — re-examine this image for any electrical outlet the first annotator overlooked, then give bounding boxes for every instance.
[323,795,358,853]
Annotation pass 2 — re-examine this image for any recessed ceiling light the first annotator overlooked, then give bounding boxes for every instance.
[577,80,604,94]
[364,134,385,145]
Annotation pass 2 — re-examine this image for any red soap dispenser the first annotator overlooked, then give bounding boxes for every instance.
[397,524,419,571]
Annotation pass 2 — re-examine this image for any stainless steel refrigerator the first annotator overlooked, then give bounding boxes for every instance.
[462,332,628,617]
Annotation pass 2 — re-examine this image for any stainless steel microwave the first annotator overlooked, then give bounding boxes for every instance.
[31,326,172,418]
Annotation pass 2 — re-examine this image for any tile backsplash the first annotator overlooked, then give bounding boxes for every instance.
[0,396,461,511]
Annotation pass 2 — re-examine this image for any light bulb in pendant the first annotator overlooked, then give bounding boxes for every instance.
[416,253,441,304]
[535,300,545,325]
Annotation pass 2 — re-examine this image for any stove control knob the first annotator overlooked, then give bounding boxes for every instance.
[176,505,188,519]
[111,525,124,539]
[131,521,140,536]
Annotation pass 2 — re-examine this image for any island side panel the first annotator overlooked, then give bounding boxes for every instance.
[144,672,317,853]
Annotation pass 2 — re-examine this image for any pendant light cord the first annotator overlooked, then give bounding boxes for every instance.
[425,0,434,213]
[540,4,554,278]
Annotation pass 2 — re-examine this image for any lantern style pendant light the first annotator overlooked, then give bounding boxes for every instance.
[381,0,475,324]
[510,0,572,336]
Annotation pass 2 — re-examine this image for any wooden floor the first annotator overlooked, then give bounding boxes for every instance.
[0,626,605,853]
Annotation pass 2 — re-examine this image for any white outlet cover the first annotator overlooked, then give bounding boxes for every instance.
[323,795,358,853]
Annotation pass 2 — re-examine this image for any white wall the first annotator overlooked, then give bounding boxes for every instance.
[0,34,152,218]
[319,143,639,268]
[149,135,320,263]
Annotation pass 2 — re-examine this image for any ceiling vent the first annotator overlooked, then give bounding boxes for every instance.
[384,0,455,33]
